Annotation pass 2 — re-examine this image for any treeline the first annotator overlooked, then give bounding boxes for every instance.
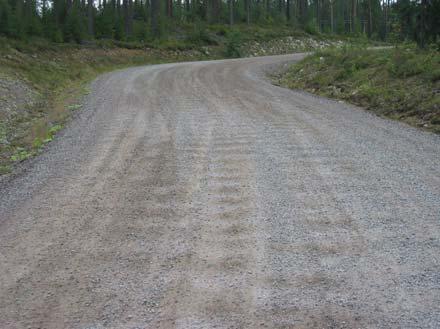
[0,0,438,46]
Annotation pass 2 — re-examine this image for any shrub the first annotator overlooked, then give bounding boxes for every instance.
[225,30,241,58]
[186,22,218,46]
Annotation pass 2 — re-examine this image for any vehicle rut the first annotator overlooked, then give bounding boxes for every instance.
[1,54,439,328]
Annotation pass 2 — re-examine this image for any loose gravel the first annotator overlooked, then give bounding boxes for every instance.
[0,54,439,328]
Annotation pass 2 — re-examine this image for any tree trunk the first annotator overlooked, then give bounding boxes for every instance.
[151,0,159,37]
[191,0,198,18]
[66,0,72,12]
[299,0,307,26]
[316,0,320,32]
[330,0,334,33]
[208,0,220,23]
[419,0,426,47]
[368,0,372,37]
[144,0,149,21]
[384,0,389,39]
[123,0,129,36]
[117,0,121,15]
[176,0,181,20]
[166,0,173,17]
[129,0,133,34]
[88,0,94,36]
[229,0,233,25]
[286,0,290,21]
[185,0,190,17]
[351,0,357,32]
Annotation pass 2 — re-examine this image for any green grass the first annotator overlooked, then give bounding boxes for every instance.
[278,44,440,133]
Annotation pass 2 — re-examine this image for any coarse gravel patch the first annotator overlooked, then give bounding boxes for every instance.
[0,54,439,329]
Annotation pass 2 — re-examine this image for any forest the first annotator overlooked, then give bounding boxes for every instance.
[0,0,439,47]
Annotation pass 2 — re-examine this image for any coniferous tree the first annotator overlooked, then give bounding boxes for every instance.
[0,0,13,36]
[88,0,94,36]
[150,0,159,37]
[0,0,436,46]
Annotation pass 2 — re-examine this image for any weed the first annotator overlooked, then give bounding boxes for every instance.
[10,148,33,162]
[48,124,62,136]
[68,104,82,111]
[32,137,44,149]
[0,165,11,174]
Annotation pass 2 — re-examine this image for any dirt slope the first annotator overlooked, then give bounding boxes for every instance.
[0,54,439,328]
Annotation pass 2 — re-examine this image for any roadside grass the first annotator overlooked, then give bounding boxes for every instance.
[277,44,440,133]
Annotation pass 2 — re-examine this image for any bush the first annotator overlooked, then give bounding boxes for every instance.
[186,22,218,46]
[224,30,241,58]
[305,19,319,35]
[387,47,439,79]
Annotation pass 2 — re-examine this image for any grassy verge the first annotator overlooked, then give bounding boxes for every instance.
[276,45,440,133]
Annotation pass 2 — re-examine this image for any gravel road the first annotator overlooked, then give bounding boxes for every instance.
[1,54,439,329]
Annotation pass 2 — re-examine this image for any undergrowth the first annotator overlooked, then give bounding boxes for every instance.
[278,44,440,133]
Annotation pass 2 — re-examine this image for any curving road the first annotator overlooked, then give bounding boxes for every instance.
[1,54,440,328]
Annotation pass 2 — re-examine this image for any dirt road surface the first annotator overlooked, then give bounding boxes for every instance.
[1,54,439,328]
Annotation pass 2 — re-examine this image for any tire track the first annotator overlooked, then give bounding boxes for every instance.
[1,54,439,329]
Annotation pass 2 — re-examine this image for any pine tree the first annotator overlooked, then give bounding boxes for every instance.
[151,0,159,37]
[0,0,13,36]
[64,0,86,42]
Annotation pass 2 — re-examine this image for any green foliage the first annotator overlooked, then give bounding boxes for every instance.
[0,0,436,48]
[387,47,440,79]
[279,46,440,132]
[225,30,242,58]
[186,22,218,46]
[68,104,82,111]
[28,124,62,154]
[113,16,125,41]
[0,165,11,174]
[10,147,33,162]
[393,0,440,48]
[32,137,44,148]
[7,121,63,167]
[305,19,319,35]
[95,6,116,39]
[64,1,86,43]
[133,20,148,42]
[0,0,13,36]
[49,124,63,135]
